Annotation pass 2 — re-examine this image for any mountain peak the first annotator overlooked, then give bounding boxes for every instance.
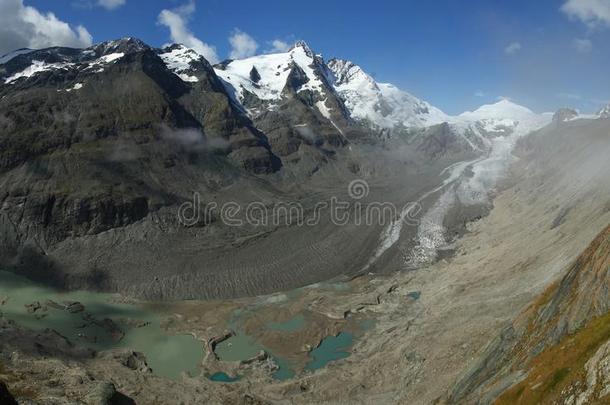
[553,107,579,123]
[492,98,532,111]
[326,57,449,129]
[327,58,374,87]
[460,99,534,121]
[291,40,314,57]
[597,104,610,119]
[93,37,149,55]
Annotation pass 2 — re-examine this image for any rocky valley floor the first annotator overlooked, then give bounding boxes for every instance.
[1,118,609,404]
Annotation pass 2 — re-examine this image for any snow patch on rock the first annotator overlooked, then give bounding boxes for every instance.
[5,60,70,83]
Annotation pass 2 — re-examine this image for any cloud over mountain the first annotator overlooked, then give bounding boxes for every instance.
[229,29,258,59]
[0,0,92,55]
[158,0,219,63]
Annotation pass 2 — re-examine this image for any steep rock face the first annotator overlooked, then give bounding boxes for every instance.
[529,224,610,347]
[0,38,283,273]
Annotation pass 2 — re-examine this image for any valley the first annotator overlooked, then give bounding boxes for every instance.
[0,35,609,405]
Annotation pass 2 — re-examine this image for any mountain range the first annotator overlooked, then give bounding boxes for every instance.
[0,37,607,299]
[3,37,588,166]
[2,35,610,405]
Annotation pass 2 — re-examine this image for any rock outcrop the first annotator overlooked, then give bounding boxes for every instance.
[0,381,17,405]
[552,107,578,122]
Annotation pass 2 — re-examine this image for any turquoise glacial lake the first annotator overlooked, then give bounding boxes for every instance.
[0,271,203,380]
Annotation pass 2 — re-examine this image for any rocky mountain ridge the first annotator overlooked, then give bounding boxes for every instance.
[0,37,280,174]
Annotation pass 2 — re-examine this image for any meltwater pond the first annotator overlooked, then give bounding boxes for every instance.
[0,271,203,380]
[305,332,354,371]
[213,333,296,381]
[207,372,240,383]
[214,333,262,362]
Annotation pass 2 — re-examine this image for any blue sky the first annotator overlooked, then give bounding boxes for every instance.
[9,0,610,114]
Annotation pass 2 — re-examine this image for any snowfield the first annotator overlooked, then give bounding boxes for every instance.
[328,58,449,129]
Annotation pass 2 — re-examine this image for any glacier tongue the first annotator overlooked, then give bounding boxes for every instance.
[406,103,553,267]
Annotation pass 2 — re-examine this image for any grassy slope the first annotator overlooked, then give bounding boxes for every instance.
[495,224,610,404]
[496,311,610,404]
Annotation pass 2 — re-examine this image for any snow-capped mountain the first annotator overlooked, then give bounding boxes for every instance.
[0,36,555,164]
[327,58,449,129]
[213,41,344,122]
[212,44,450,132]
[458,98,535,122]
[211,41,355,155]
[210,41,550,153]
[158,44,207,83]
[547,106,606,123]
[0,37,281,174]
[0,37,148,84]
[214,42,325,105]
[448,99,552,149]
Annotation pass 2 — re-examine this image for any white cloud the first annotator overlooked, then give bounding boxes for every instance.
[573,37,593,52]
[561,0,610,27]
[268,39,290,53]
[474,90,486,98]
[97,0,125,10]
[504,42,522,55]
[0,0,92,55]
[228,29,258,59]
[157,0,219,64]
